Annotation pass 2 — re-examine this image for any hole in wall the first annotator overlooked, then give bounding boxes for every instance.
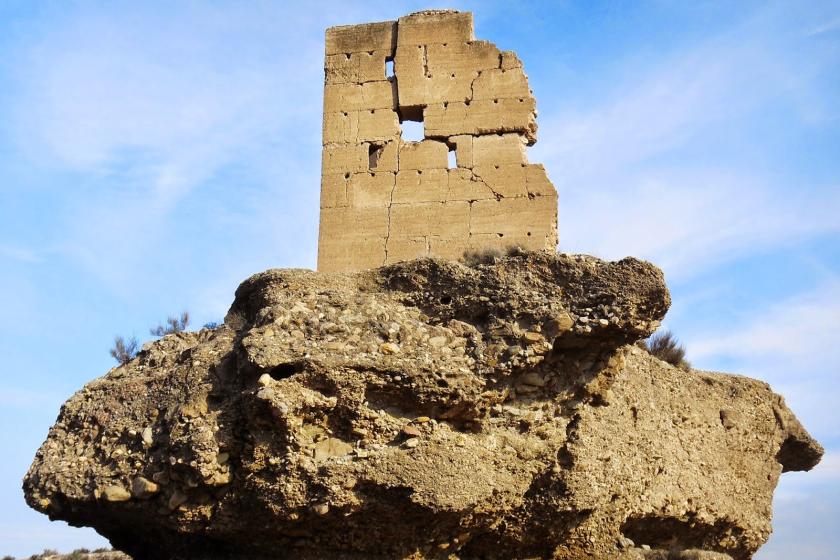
[386,59,394,78]
[265,362,305,382]
[401,120,424,142]
[447,148,457,169]
[369,143,384,169]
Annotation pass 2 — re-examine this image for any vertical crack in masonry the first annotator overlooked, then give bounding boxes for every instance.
[383,176,397,265]
[383,20,402,266]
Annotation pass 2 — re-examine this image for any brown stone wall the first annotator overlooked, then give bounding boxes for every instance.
[318,10,558,272]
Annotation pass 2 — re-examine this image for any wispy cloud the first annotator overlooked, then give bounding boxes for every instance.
[7,3,328,291]
[553,171,839,281]
[531,5,840,281]
[806,17,840,37]
[691,280,840,366]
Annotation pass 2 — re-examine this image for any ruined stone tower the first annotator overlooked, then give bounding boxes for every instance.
[317,10,558,272]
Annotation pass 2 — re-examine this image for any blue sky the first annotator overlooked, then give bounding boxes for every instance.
[1,1,838,557]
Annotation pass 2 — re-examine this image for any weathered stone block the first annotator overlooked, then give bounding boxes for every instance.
[470,196,557,246]
[426,40,500,75]
[471,67,531,101]
[322,144,368,175]
[396,11,473,46]
[358,109,400,142]
[384,235,429,264]
[500,50,522,70]
[390,201,470,238]
[472,164,530,198]
[320,206,389,238]
[524,164,556,197]
[447,168,495,201]
[326,20,396,56]
[425,98,537,143]
[324,81,396,113]
[348,172,395,208]
[472,134,527,166]
[398,140,448,170]
[320,173,349,208]
[319,237,387,271]
[393,169,448,203]
[323,111,359,144]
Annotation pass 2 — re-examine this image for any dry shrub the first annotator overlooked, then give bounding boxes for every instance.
[109,336,138,365]
[461,247,503,267]
[461,245,529,267]
[150,311,190,337]
[644,330,690,371]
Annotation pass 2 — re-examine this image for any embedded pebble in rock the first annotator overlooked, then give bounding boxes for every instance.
[312,503,330,516]
[519,372,545,387]
[379,342,400,355]
[402,425,422,437]
[101,485,131,502]
[131,476,159,499]
[22,252,822,560]
[522,331,545,345]
[313,438,353,460]
[141,426,153,447]
[428,336,448,348]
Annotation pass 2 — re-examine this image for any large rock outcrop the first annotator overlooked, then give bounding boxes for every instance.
[24,252,822,559]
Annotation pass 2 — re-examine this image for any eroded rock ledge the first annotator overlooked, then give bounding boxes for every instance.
[23,252,821,559]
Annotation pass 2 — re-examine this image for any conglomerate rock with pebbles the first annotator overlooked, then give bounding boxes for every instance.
[23,252,822,559]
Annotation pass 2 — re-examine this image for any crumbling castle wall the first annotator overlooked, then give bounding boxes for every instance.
[317,10,558,272]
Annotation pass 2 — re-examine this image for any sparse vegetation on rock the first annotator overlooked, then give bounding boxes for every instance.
[108,336,138,365]
[644,330,691,371]
[461,245,528,267]
[149,311,190,337]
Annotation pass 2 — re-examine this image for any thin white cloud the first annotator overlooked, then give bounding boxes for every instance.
[806,16,840,37]
[7,3,328,291]
[691,280,840,366]
[553,169,840,282]
[530,7,840,281]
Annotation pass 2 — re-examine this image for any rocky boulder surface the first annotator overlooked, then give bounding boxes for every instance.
[23,252,822,559]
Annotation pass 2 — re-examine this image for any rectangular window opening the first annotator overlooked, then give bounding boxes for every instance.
[368,143,384,169]
[386,59,395,78]
[400,119,424,142]
[447,148,457,169]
